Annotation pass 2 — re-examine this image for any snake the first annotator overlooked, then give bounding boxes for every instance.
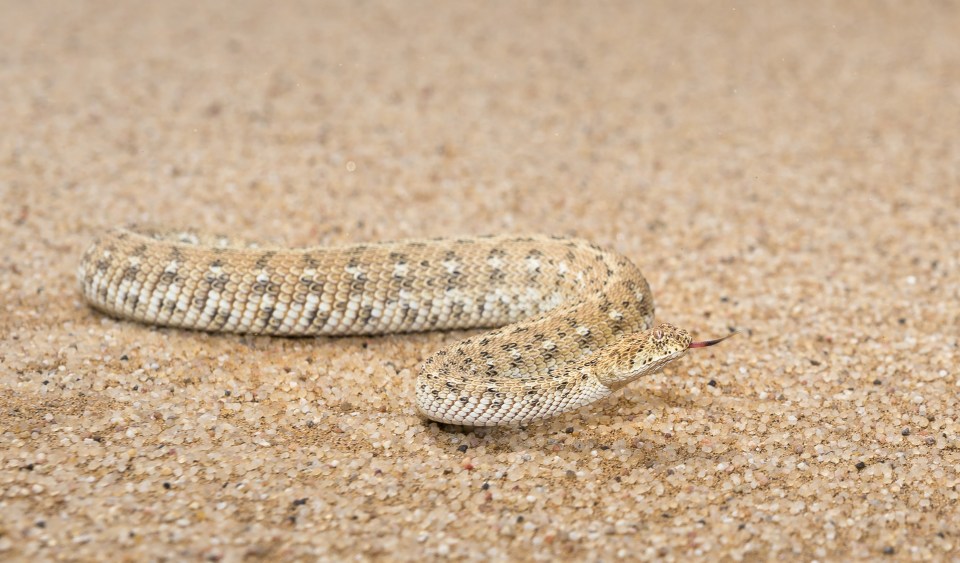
[78,226,731,426]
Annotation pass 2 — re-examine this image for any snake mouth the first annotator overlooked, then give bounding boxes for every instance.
[688,331,737,349]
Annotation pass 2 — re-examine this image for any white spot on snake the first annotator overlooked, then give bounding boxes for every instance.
[487,256,504,269]
[176,232,200,245]
[523,287,543,307]
[543,290,564,311]
[442,259,460,274]
[608,310,623,321]
[393,262,409,278]
[346,265,364,280]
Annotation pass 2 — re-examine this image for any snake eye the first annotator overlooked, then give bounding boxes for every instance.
[652,328,664,342]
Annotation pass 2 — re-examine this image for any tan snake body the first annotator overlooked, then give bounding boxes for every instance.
[79,227,719,426]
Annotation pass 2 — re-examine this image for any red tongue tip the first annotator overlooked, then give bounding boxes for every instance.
[689,331,738,349]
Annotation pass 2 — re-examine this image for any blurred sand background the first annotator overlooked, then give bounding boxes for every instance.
[2,1,959,560]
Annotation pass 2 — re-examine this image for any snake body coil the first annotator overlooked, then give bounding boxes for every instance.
[79,227,706,426]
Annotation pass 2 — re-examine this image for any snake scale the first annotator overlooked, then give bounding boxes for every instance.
[78,226,729,426]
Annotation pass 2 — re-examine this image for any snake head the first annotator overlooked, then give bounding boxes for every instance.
[597,323,734,389]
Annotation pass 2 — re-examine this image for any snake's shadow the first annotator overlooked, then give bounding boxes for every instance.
[424,388,704,468]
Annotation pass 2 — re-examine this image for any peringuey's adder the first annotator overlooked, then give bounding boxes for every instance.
[79,226,731,426]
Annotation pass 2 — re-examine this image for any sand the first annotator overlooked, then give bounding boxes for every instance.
[2,1,959,560]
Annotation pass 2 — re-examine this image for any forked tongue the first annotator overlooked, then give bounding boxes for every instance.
[689,331,737,349]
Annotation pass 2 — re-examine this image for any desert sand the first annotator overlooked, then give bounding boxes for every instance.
[2,1,959,560]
